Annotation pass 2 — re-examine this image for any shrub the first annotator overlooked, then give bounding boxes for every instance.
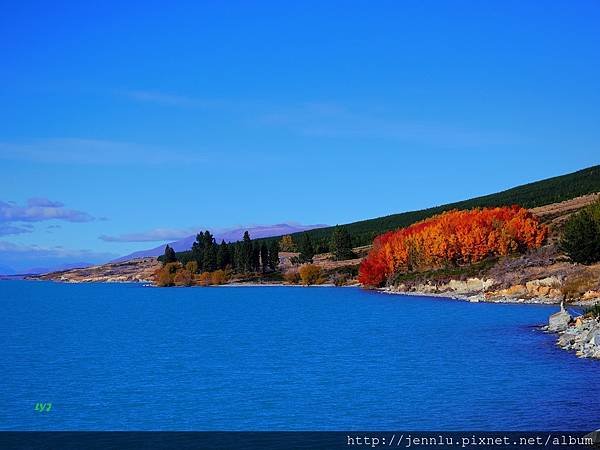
[211,269,229,285]
[299,264,324,285]
[560,200,600,264]
[154,262,181,287]
[198,271,213,286]
[185,261,198,274]
[173,269,193,286]
[283,270,301,284]
[331,272,350,286]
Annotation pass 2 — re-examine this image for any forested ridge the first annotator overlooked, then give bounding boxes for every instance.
[255,164,600,251]
[171,165,600,261]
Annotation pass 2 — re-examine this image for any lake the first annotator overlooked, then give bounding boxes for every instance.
[1,281,598,431]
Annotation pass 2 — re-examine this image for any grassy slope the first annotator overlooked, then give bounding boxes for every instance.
[173,165,600,261]
[275,164,600,247]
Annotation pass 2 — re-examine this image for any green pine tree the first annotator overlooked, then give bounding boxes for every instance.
[268,240,280,271]
[330,225,356,261]
[191,232,206,271]
[202,231,217,272]
[298,233,315,263]
[241,231,253,272]
[560,203,600,264]
[163,244,177,264]
[217,240,231,269]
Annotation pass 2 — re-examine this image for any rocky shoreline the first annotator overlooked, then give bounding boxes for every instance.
[543,303,600,360]
[382,276,599,306]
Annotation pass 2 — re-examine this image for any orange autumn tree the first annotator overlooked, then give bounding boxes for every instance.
[359,206,547,287]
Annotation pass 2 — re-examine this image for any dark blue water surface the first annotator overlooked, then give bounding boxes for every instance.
[1,281,598,431]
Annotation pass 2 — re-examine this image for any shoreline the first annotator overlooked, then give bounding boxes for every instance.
[377,285,599,307]
[11,276,598,307]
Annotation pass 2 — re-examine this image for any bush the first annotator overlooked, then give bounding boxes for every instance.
[283,270,301,284]
[198,272,213,286]
[560,200,600,264]
[299,264,324,285]
[584,303,600,318]
[185,261,198,274]
[211,269,229,285]
[173,269,193,286]
[154,262,181,287]
[331,272,350,286]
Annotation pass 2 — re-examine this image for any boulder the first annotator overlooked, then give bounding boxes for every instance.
[548,302,571,332]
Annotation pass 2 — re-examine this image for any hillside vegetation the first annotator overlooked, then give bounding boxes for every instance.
[172,165,600,261]
[358,206,548,287]
[285,165,600,250]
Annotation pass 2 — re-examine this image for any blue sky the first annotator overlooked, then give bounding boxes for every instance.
[1,1,599,271]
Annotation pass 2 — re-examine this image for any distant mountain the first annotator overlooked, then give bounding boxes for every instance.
[23,262,93,275]
[112,223,328,262]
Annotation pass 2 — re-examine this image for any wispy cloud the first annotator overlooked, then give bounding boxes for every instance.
[0,224,33,236]
[255,102,524,148]
[0,138,208,166]
[0,198,94,223]
[125,90,197,107]
[123,90,224,109]
[99,227,200,243]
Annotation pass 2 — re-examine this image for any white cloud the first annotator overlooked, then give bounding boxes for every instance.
[0,198,94,223]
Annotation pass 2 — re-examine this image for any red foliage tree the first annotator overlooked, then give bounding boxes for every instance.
[358,206,547,287]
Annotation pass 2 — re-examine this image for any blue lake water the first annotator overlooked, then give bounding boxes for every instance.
[1,281,598,431]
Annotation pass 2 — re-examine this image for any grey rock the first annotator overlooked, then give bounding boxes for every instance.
[548,302,571,332]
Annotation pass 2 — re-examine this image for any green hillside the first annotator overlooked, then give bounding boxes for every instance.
[265,164,600,250]
[174,164,600,259]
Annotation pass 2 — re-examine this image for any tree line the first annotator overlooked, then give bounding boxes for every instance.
[162,230,280,274]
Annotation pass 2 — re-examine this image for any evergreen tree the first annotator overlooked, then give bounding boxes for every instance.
[298,233,315,263]
[330,225,356,260]
[268,240,280,271]
[217,240,231,269]
[241,231,253,272]
[560,204,600,264]
[163,244,177,264]
[232,242,241,271]
[191,232,206,271]
[252,242,261,272]
[202,231,217,272]
[260,242,269,273]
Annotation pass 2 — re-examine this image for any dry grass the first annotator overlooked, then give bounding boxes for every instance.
[561,267,600,300]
